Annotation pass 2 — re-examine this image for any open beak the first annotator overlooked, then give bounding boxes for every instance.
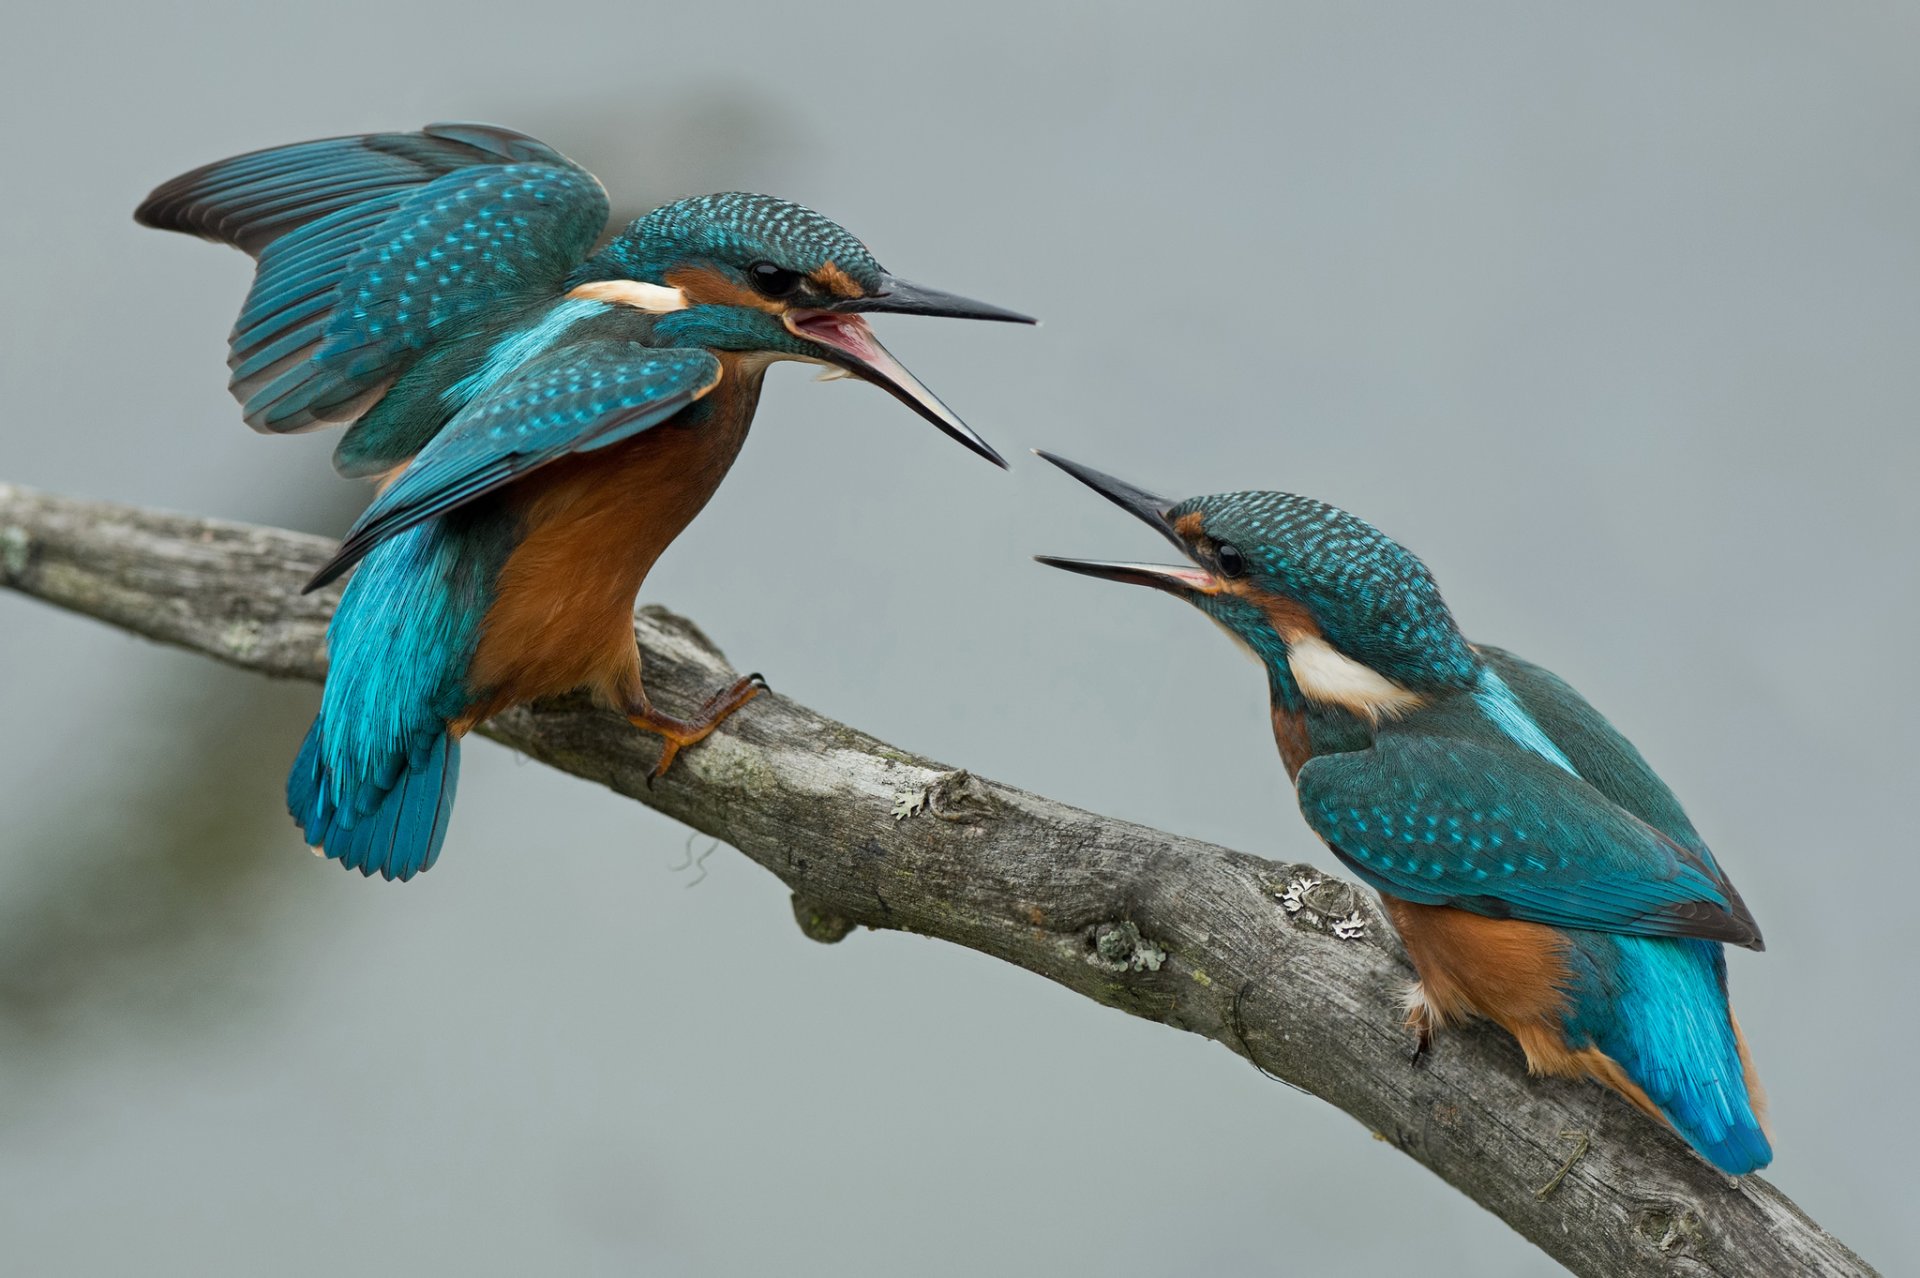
[785,308,1010,468]
[837,274,1037,324]
[1033,451,1219,596]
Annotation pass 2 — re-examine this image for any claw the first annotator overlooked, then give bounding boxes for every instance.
[630,673,766,779]
[1404,984,1436,1068]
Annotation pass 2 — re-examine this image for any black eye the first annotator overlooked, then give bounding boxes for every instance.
[749,261,802,298]
[1216,542,1248,578]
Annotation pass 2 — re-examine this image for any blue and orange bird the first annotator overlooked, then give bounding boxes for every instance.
[135,123,1031,881]
[1034,453,1770,1175]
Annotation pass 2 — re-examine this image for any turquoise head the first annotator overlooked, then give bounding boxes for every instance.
[577,193,1033,465]
[1035,453,1482,716]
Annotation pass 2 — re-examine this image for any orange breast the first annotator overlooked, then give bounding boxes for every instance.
[455,369,760,728]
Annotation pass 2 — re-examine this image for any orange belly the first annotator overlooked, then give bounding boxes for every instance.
[1381,897,1667,1119]
[453,377,757,730]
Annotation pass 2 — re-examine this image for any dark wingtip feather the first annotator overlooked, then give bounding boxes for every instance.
[131,123,566,253]
[1656,897,1764,949]
[302,553,353,595]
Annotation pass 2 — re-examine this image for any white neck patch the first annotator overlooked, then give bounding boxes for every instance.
[1287,634,1425,722]
[568,279,689,312]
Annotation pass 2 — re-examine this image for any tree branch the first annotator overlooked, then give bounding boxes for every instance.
[0,482,1876,1278]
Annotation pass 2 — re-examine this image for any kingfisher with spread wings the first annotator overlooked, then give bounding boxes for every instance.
[138,122,1031,881]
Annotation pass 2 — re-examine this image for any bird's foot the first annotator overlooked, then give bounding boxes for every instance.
[1403,985,1436,1069]
[629,673,768,780]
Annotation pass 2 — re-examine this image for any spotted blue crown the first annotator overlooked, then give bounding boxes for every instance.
[1178,490,1481,689]
[596,192,887,286]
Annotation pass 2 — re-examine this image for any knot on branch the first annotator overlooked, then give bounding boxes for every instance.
[1087,920,1166,973]
[1273,874,1370,941]
[791,893,857,945]
[924,769,997,823]
[891,770,999,826]
[1634,1203,1706,1257]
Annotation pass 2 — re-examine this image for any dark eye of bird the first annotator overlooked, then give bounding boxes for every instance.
[1216,542,1248,578]
[748,261,802,298]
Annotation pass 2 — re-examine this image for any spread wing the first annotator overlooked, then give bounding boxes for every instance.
[305,343,721,590]
[1296,732,1762,947]
[137,122,611,434]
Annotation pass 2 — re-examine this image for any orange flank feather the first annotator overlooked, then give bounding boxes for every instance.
[1382,898,1668,1122]
[1730,1010,1771,1133]
[450,357,764,734]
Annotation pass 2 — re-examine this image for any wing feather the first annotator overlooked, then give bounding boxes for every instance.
[305,343,722,590]
[137,123,612,436]
[1296,733,1761,946]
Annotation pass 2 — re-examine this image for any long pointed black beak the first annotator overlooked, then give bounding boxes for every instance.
[1033,451,1185,551]
[786,309,1008,467]
[836,275,1036,324]
[1033,555,1219,594]
[1034,452,1218,595]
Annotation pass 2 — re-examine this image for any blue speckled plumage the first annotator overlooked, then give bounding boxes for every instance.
[584,192,885,289]
[142,122,1028,881]
[1037,458,1770,1174]
[1175,490,1483,692]
[309,340,722,588]
[139,124,610,434]
[1298,722,1750,943]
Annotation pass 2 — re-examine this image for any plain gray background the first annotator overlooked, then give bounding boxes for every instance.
[2,3,1913,1273]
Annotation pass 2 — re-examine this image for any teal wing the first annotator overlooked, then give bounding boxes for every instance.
[1478,645,1759,941]
[1296,732,1762,947]
[137,123,611,434]
[1480,646,1702,850]
[304,343,722,590]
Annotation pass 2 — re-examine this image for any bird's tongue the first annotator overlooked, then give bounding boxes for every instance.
[790,312,965,428]
[784,309,1006,466]
[790,311,886,365]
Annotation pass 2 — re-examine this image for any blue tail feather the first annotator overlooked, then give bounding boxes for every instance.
[282,512,507,883]
[1571,936,1771,1175]
[287,717,459,883]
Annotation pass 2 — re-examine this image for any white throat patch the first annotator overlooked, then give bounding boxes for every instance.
[567,280,689,312]
[1287,634,1425,722]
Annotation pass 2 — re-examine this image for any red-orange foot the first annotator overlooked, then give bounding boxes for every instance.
[629,673,767,779]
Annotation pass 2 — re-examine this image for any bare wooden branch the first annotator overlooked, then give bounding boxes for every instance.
[0,481,1877,1278]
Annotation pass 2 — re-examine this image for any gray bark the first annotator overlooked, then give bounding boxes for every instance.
[0,481,1878,1278]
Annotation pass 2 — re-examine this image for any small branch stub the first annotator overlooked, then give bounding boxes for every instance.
[791,893,856,945]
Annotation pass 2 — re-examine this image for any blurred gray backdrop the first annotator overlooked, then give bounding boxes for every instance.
[2,3,1914,1273]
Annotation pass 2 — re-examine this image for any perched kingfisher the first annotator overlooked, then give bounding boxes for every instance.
[135,122,1031,881]
[1035,453,1770,1175]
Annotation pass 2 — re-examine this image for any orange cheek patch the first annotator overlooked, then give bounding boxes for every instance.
[664,265,782,313]
[811,261,865,299]
[1209,575,1321,645]
[1255,592,1319,644]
